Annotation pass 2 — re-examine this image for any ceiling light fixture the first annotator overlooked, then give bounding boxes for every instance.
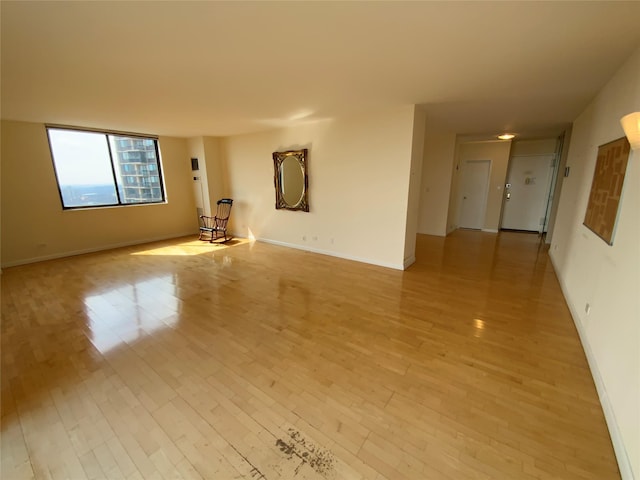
[620,112,640,150]
[497,133,515,140]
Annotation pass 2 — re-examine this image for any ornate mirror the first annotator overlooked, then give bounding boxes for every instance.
[273,149,309,211]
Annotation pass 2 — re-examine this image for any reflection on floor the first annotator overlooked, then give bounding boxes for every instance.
[1,231,619,479]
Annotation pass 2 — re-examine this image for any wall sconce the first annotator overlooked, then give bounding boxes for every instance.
[620,112,640,150]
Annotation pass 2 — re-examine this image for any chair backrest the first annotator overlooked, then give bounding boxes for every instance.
[215,198,233,227]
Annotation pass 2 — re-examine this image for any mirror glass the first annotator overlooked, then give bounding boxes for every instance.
[281,157,304,206]
[273,149,309,211]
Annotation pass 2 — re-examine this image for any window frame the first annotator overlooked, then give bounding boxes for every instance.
[46,125,167,210]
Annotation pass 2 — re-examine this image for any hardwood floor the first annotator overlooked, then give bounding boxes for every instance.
[1,230,619,479]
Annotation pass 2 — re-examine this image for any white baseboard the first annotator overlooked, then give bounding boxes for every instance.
[549,252,634,480]
[257,238,404,270]
[481,228,499,233]
[403,255,416,269]
[1,231,198,268]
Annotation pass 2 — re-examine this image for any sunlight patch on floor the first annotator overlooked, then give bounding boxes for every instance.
[129,237,252,256]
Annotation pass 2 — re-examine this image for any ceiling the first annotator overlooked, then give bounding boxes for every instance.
[2,1,640,139]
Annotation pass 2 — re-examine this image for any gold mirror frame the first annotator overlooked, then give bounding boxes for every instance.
[273,149,309,212]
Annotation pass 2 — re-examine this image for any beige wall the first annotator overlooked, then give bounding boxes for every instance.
[545,128,572,244]
[448,140,512,232]
[417,121,456,236]
[222,106,416,269]
[1,120,198,267]
[0,125,3,264]
[202,136,228,210]
[403,108,426,267]
[187,137,211,216]
[186,136,228,219]
[550,47,639,479]
[510,138,557,156]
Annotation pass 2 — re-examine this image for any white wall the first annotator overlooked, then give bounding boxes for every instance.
[1,120,198,267]
[222,106,416,269]
[448,140,512,232]
[417,120,456,236]
[550,46,640,480]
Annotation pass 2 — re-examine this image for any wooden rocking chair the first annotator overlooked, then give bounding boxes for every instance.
[199,198,233,243]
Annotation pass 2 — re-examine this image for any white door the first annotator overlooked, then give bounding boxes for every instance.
[501,154,555,232]
[458,160,491,230]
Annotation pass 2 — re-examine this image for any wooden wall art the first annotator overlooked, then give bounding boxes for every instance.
[583,136,630,245]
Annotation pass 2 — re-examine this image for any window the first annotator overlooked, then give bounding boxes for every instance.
[47,127,165,209]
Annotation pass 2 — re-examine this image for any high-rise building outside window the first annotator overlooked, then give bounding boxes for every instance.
[47,127,166,209]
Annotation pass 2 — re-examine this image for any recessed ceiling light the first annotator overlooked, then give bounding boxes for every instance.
[498,133,515,140]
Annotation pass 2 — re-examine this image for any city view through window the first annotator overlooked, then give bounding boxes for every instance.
[47,128,165,208]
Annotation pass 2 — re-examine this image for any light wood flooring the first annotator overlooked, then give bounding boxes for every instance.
[1,230,619,479]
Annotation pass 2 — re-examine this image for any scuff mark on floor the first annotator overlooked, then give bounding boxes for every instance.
[274,428,336,477]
